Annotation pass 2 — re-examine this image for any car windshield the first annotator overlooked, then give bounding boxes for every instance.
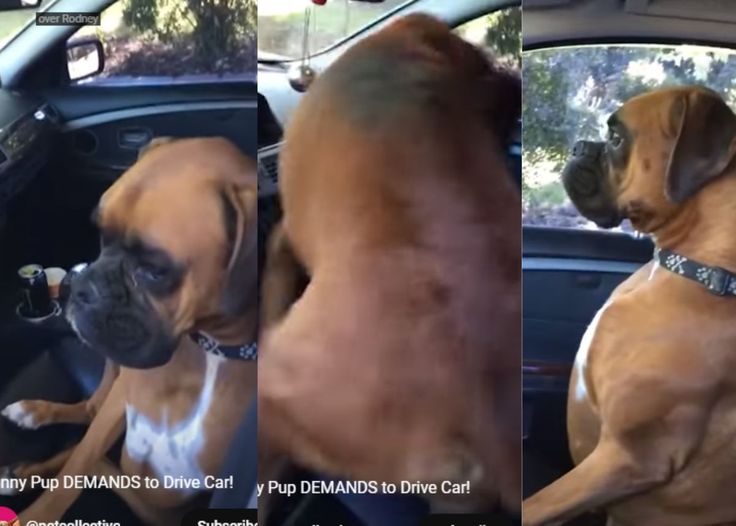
[523,43,736,231]
[258,0,412,61]
[0,1,52,49]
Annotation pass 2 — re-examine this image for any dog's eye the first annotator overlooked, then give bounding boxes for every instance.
[135,263,168,284]
[608,129,624,148]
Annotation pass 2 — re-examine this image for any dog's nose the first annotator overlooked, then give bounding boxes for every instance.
[572,140,604,159]
[69,264,106,307]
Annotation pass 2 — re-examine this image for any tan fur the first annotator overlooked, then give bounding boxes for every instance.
[259,14,520,517]
[11,138,258,524]
[100,138,257,335]
[524,87,736,525]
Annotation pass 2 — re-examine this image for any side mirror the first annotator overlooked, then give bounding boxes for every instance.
[66,38,104,82]
[0,0,40,11]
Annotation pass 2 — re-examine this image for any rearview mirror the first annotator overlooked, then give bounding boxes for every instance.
[66,38,105,82]
[0,0,40,11]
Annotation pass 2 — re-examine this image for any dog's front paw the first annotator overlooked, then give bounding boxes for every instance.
[1,400,46,429]
[0,465,20,496]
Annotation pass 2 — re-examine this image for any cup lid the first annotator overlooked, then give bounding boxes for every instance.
[18,264,43,278]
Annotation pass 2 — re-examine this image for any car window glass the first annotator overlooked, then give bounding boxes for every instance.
[454,6,521,70]
[0,0,52,49]
[67,0,256,85]
[258,0,411,60]
[523,44,736,231]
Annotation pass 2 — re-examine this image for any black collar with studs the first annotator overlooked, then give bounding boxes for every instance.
[657,248,736,296]
[189,331,258,361]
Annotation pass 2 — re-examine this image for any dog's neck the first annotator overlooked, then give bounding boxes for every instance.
[652,169,736,270]
[193,307,258,348]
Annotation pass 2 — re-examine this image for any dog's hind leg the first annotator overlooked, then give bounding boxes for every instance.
[2,361,119,429]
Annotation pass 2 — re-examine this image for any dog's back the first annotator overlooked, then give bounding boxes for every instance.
[262,14,520,511]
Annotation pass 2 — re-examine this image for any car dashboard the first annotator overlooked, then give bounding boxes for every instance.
[0,89,59,214]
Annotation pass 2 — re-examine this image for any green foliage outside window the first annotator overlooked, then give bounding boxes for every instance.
[523,45,736,229]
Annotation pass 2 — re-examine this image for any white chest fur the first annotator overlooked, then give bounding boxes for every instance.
[573,302,610,402]
[125,352,225,491]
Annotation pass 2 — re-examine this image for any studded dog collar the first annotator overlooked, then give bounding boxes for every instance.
[189,331,258,361]
[657,249,736,296]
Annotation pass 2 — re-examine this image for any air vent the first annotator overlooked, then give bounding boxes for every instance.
[262,155,278,183]
[257,142,282,198]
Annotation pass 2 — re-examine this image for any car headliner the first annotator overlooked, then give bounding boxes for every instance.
[524,0,736,50]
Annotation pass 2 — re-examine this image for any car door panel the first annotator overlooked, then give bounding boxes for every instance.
[523,227,652,366]
[522,226,653,496]
[524,263,640,363]
[59,102,257,184]
[44,83,256,121]
[38,83,257,269]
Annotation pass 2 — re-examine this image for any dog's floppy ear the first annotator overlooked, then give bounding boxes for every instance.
[138,136,176,161]
[452,35,520,147]
[219,183,257,317]
[484,65,521,147]
[666,89,736,203]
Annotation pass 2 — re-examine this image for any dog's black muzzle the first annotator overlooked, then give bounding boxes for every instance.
[67,254,176,368]
[561,140,622,228]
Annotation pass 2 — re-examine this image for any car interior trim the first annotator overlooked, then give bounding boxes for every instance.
[523,257,642,274]
[61,100,258,132]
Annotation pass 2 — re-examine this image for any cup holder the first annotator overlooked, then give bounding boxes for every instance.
[16,300,61,324]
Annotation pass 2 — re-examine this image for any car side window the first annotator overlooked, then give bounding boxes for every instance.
[522,44,736,231]
[454,6,521,71]
[258,0,409,60]
[66,0,256,85]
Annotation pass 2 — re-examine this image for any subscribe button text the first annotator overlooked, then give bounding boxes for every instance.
[422,513,516,526]
[180,510,512,526]
[181,509,257,526]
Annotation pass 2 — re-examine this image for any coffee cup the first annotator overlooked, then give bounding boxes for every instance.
[44,267,67,300]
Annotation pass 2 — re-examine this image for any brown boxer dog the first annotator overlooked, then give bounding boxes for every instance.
[0,137,258,524]
[523,86,736,525]
[258,13,521,518]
